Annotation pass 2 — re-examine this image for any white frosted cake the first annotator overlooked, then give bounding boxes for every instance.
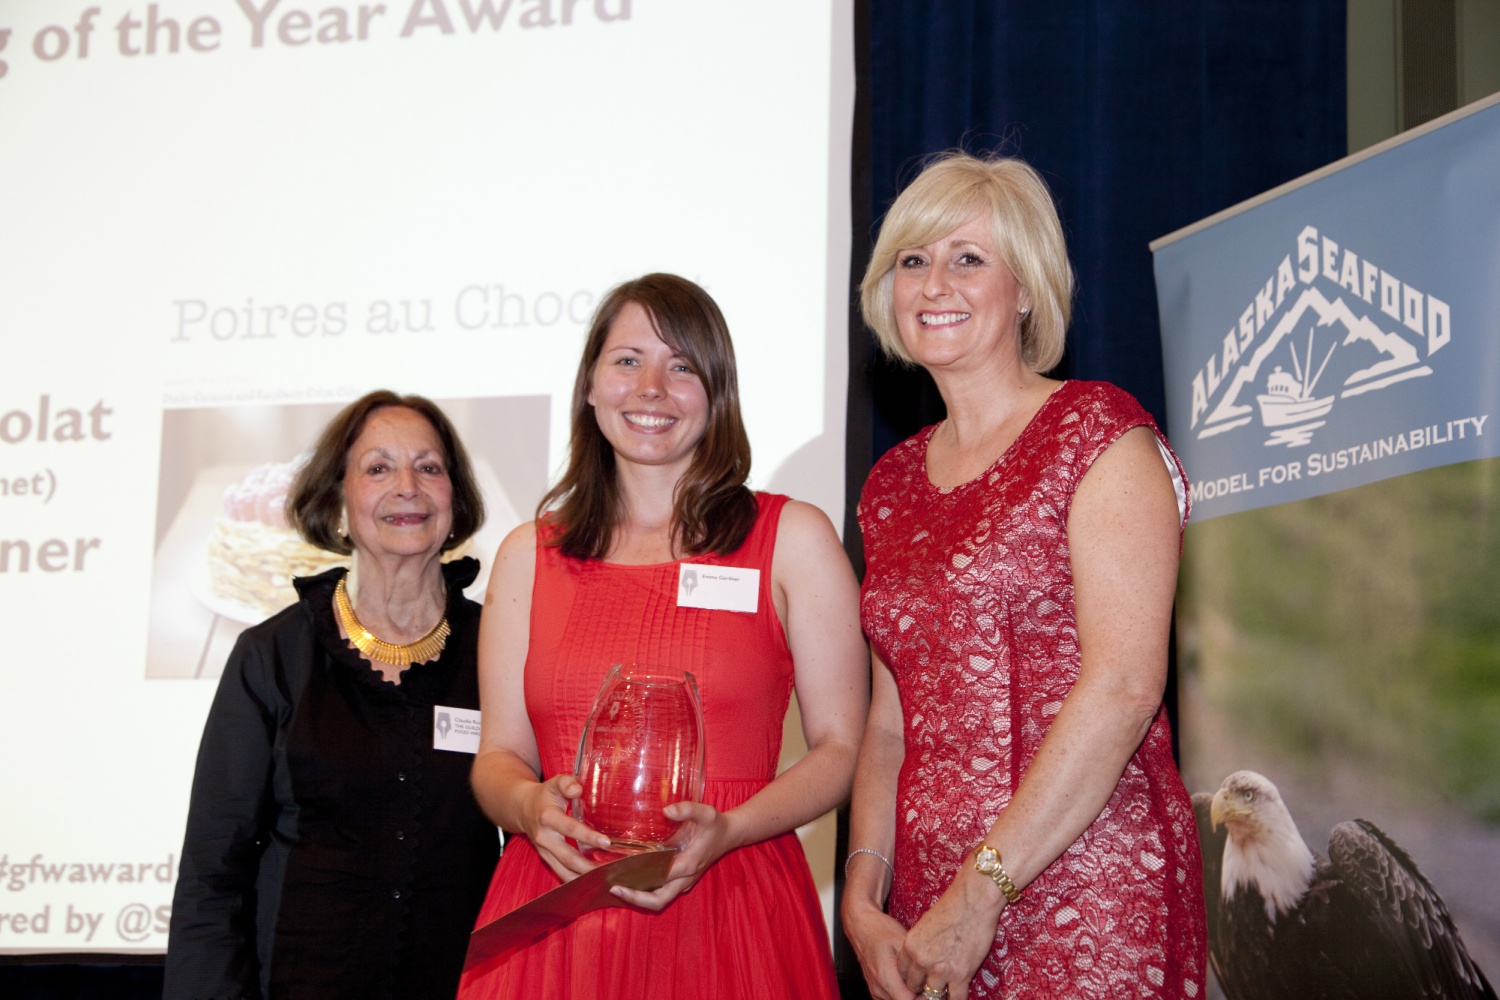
[206,459,346,618]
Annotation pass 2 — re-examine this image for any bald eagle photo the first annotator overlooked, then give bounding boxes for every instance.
[1193,770,1496,1000]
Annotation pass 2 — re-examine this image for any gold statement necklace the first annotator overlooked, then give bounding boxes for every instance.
[334,576,450,665]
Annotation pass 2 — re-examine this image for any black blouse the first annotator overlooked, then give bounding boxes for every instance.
[165,558,499,1000]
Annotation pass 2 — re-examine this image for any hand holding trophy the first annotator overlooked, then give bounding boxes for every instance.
[572,664,706,857]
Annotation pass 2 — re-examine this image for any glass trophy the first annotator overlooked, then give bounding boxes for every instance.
[573,664,706,856]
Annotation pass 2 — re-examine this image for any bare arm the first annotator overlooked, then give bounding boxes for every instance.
[471,521,609,881]
[841,649,916,1000]
[614,500,868,908]
[749,500,869,836]
[898,425,1182,999]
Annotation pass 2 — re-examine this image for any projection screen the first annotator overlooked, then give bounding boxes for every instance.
[0,0,853,953]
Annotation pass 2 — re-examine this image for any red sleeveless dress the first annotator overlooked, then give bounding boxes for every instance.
[858,381,1207,998]
[458,492,838,1000]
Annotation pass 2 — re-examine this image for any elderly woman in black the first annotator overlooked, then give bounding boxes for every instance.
[166,390,499,1000]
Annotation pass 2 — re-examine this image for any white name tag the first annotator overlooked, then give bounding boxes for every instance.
[676,563,760,613]
[433,705,481,754]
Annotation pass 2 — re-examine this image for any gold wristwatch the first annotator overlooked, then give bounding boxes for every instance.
[974,844,1022,904]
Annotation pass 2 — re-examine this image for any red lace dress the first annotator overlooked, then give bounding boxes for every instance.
[458,493,838,1000]
[858,381,1206,998]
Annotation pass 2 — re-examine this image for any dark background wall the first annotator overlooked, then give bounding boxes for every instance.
[855,0,1346,466]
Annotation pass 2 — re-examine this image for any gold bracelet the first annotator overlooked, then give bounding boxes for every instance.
[974,844,1022,905]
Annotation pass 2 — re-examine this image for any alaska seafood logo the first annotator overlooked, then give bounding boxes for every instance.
[1189,225,1450,448]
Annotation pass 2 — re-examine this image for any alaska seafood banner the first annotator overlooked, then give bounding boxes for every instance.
[1153,94,1500,522]
[1153,96,1500,999]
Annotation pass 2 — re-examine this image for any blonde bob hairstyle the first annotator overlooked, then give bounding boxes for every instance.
[861,152,1075,374]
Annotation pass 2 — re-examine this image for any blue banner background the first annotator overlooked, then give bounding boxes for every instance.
[1153,97,1500,520]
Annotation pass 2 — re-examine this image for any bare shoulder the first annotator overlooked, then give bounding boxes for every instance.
[772,499,847,565]
[1077,426,1175,503]
[771,498,858,614]
[776,498,838,539]
[485,520,540,607]
[1069,425,1180,564]
[499,519,539,554]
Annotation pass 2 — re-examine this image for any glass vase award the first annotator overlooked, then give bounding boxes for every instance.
[573,664,706,856]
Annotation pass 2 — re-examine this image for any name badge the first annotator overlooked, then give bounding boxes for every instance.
[433,705,481,753]
[677,563,760,613]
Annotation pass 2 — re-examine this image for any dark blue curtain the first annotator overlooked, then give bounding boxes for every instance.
[862,0,1347,454]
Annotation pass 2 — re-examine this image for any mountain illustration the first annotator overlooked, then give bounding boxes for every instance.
[1316,294,1429,391]
[1199,286,1432,441]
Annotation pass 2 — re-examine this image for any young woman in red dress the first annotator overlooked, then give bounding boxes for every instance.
[458,273,867,1000]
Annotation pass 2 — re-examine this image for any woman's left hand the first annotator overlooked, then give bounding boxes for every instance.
[896,869,1004,1000]
[609,800,737,911]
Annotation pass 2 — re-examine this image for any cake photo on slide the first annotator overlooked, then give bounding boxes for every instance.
[205,456,345,619]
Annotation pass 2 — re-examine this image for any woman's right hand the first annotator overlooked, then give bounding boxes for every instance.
[474,523,611,883]
[843,898,918,1000]
[520,773,613,882]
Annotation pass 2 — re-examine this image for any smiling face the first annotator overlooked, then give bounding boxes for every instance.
[341,406,454,563]
[890,210,1032,374]
[586,301,710,479]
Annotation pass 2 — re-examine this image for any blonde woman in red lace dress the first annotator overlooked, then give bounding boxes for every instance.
[841,153,1206,1000]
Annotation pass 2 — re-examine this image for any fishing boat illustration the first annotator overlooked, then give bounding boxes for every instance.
[1256,330,1335,427]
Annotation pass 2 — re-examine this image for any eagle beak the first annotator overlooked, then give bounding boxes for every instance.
[1209,789,1237,830]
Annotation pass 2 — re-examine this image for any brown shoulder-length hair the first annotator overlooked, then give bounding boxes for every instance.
[540,273,757,561]
[288,390,485,555]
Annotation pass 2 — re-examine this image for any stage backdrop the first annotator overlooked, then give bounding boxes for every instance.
[1154,94,1500,994]
[0,0,854,954]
